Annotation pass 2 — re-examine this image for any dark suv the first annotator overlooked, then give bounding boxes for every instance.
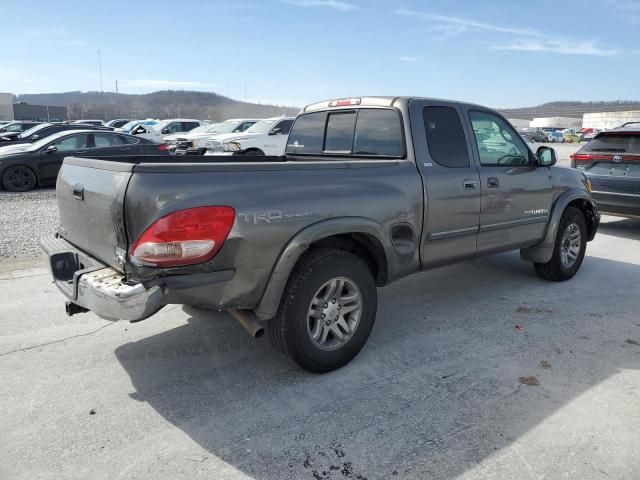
[571,126,640,217]
[0,123,112,144]
[0,121,41,135]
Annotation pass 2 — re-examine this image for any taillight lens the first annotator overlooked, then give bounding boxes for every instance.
[158,143,170,151]
[129,206,235,267]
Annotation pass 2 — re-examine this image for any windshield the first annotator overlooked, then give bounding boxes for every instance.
[120,121,140,132]
[19,123,51,139]
[1,123,25,132]
[209,121,241,134]
[185,124,213,135]
[245,119,276,134]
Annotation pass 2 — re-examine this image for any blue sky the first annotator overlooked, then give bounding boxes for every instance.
[2,0,639,108]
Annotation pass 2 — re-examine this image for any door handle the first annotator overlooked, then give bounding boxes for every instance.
[463,179,477,190]
[487,177,500,188]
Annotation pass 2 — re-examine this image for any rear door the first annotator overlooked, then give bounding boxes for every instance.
[409,100,481,268]
[465,109,553,254]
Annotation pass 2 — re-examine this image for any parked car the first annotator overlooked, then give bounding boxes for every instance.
[71,119,104,126]
[571,125,640,217]
[116,119,159,134]
[105,119,130,129]
[173,118,258,155]
[130,118,203,143]
[583,129,600,141]
[205,117,295,156]
[520,128,547,143]
[547,131,564,143]
[0,122,112,144]
[0,130,170,191]
[40,96,599,372]
[0,121,41,134]
[563,132,581,143]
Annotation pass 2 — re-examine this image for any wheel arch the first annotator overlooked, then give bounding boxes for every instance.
[255,217,392,321]
[520,189,599,264]
[0,163,39,191]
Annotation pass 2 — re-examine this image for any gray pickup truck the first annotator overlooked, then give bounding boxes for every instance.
[41,97,600,372]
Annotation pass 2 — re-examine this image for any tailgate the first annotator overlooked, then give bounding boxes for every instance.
[56,157,133,271]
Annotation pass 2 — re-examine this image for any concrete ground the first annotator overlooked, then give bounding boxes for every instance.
[1,214,639,479]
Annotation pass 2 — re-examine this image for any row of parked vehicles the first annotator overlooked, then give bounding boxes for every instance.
[0,115,296,191]
[518,127,601,144]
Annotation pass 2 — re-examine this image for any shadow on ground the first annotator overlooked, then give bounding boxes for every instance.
[115,253,640,479]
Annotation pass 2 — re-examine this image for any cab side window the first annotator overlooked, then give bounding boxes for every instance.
[236,121,256,132]
[422,106,470,168]
[272,119,293,135]
[469,111,530,167]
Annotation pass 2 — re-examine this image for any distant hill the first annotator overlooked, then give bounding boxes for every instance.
[498,101,640,120]
[13,91,299,121]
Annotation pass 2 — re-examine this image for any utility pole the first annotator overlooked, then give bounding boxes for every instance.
[115,80,118,94]
[98,49,103,92]
[244,80,247,102]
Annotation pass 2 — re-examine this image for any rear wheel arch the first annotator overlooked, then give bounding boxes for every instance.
[254,218,392,321]
[244,148,265,156]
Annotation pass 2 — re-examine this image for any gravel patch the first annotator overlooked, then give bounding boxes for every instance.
[0,188,58,258]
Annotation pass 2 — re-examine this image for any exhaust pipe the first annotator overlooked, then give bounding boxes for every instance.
[228,309,265,339]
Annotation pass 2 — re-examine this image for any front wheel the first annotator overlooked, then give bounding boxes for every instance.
[534,207,587,281]
[2,165,37,192]
[268,248,377,373]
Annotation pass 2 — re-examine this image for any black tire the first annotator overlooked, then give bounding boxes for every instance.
[244,149,264,156]
[268,248,377,373]
[534,207,587,281]
[2,165,37,192]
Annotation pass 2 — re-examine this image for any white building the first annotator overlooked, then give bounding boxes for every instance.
[530,117,582,129]
[507,118,530,129]
[0,93,13,121]
[582,111,640,129]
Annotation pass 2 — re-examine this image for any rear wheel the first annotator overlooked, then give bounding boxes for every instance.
[268,248,377,373]
[534,207,587,281]
[244,149,264,156]
[2,166,37,192]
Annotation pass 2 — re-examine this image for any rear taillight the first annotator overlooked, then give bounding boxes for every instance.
[158,143,170,151]
[571,154,595,162]
[129,206,235,267]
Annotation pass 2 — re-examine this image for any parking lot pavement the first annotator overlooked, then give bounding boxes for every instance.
[0,215,638,480]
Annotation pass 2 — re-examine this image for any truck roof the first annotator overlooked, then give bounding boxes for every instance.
[303,96,487,113]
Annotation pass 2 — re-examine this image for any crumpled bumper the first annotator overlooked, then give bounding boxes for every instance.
[39,235,165,321]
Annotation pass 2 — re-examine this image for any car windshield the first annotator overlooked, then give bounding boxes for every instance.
[185,124,213,135]
[152,121,170,132]
[209,121,242,134]
[19,123,51,139]
[1,123,25,132]
[120,121,140,132]
[245,119,276,134]
[27,133,72,151]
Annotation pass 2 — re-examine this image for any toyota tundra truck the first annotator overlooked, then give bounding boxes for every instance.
[40,97,599,373]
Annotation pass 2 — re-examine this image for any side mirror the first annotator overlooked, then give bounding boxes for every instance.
[31,134,39,140]
[161,128,170,134]
[269,128,281,136]
[45,145,58,153]
[537,146,557,167]
[133,127,145,135]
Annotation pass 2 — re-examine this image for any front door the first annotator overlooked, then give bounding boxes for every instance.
[409,100,481,269]
[466,109,554,255]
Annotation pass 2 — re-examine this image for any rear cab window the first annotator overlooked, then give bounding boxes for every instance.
[286,108,404,158]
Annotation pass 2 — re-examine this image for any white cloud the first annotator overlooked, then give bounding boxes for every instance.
[395,55,422,63]
[23,27,85,47]
[396,9,619,57]
[492,38,618,57]
[282,0,356,11]
[121,79,213,89]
